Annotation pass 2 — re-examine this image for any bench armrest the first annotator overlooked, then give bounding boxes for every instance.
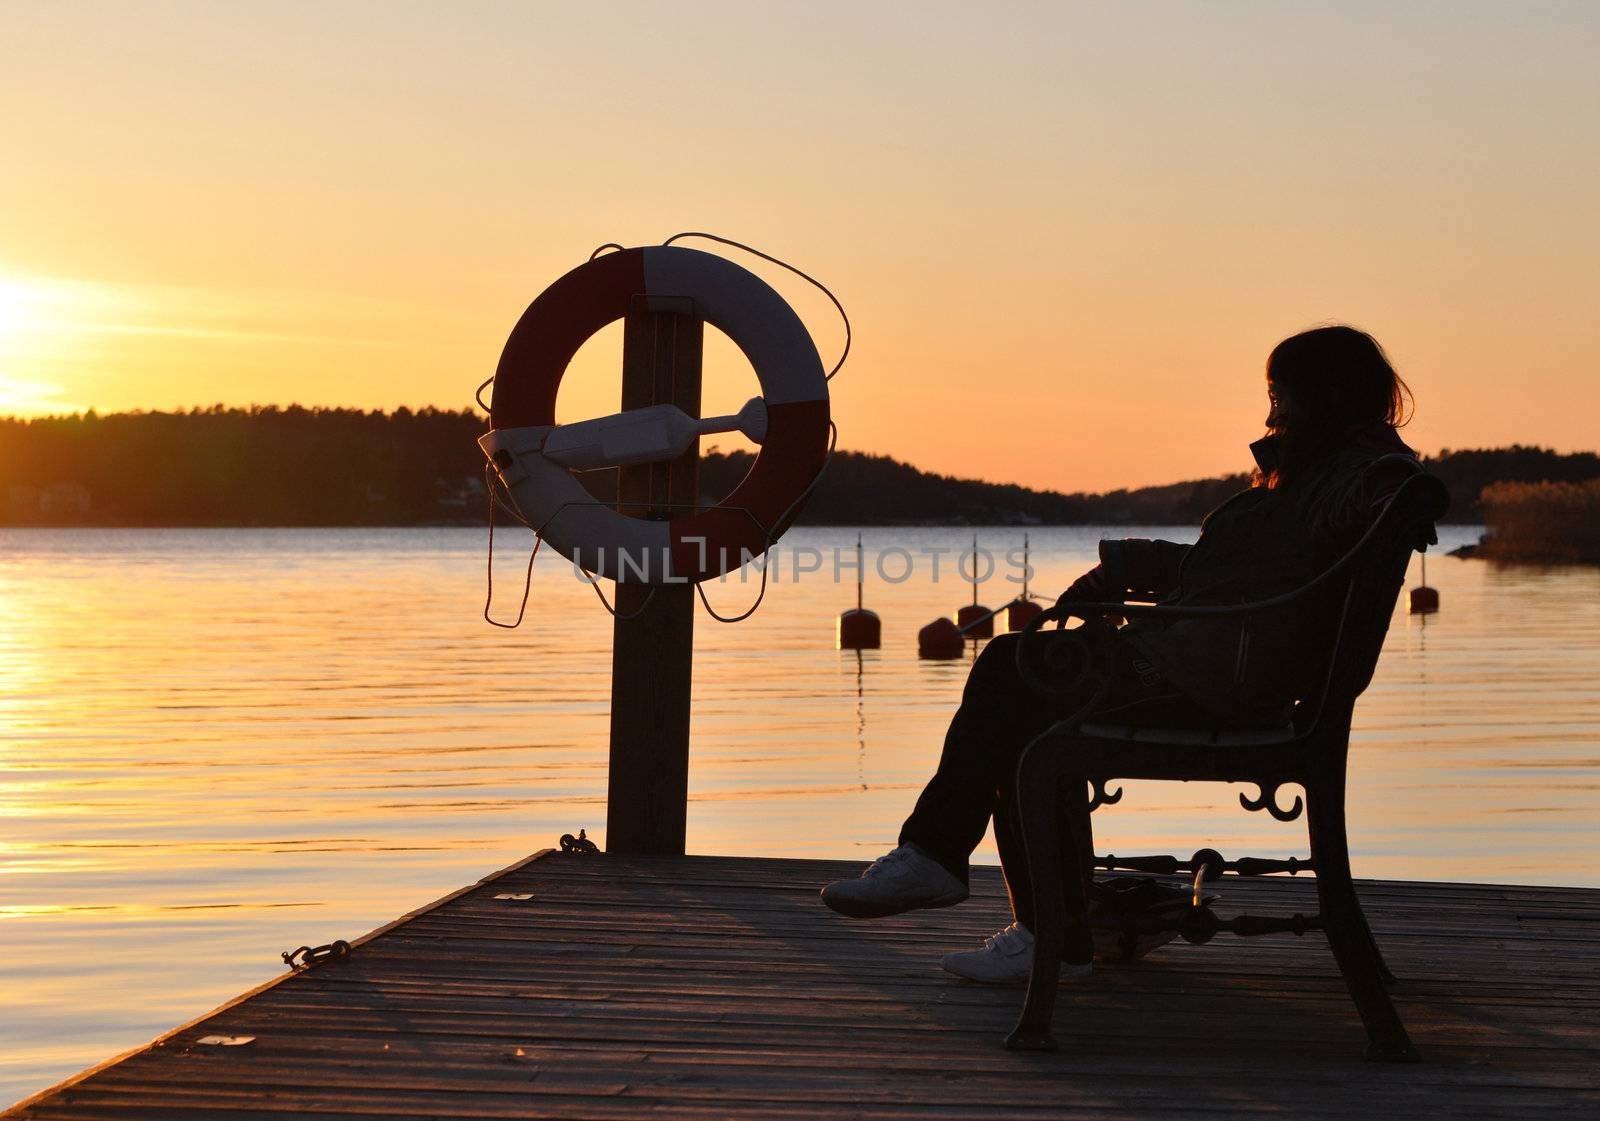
[1030,463,1447,631]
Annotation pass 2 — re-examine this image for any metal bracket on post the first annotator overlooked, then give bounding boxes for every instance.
[605,294,702,856]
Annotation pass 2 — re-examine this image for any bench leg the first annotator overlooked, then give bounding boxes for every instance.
[1007,746,1066,1050]
[1007,748,1093,1052]
[1358,905,1399,989]
[1307,783,1418,1062]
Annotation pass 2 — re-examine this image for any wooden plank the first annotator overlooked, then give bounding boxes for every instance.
[78,1042,1600,1094]
[10,854,1600,1121]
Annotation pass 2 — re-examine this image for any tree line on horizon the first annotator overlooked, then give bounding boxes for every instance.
[2,405,1596,528]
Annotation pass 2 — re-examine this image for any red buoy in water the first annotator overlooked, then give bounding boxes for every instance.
[918,617,965,659]
[837,534,882,649]
[1408,551,1440,615]
[957,533,993,638]
[1006,598,1043,631]
[839,608,881,649]
[1004,533,1044,631]
[956,603,994,637]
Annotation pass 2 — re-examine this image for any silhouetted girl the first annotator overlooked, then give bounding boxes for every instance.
[822,325,1417,982]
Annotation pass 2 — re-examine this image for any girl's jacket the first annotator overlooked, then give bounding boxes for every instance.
[1099,425,1419,728]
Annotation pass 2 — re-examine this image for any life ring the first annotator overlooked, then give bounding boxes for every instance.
[479,245,831,584]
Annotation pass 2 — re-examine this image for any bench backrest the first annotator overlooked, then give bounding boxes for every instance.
[1299,469,1451,735]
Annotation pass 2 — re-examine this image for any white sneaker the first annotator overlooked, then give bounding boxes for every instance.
[941,922,1094,985]
[820,844,969,918]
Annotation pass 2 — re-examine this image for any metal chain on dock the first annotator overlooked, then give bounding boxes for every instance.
[280,940,352,969]
[559,829,599,854]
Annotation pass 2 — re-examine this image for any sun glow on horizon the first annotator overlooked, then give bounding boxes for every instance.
[0,277,78,350]
[0,274,128,415]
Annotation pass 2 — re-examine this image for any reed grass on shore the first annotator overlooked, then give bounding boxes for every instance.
[1480,479,1600,563]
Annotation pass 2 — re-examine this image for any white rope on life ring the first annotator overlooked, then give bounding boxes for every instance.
[479,245,831,585]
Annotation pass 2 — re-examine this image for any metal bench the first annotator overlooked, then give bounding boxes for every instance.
[1005,464,1450,1062]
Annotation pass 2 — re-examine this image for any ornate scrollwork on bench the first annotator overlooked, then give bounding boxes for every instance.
[1239,781,1304,822]
[1094,850,1313,877]
[1086,777,1124,812]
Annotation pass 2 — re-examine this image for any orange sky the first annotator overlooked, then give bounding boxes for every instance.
[2,2,1597,492]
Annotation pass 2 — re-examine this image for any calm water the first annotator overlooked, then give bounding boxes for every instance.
[2,525,1598,1104]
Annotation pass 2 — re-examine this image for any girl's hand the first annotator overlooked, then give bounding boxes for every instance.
[1056,564,1114,606]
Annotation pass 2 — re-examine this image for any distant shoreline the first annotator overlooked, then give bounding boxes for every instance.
[1450,541,1600,566]
[2,409,1595,530]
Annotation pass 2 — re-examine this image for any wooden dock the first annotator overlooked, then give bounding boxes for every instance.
[9,852,1598,1119]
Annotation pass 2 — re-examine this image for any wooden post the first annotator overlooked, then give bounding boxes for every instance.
[606,295,702,855]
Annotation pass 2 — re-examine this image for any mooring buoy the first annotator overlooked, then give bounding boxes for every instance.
[956,533,993,638]
[1005,532,1044,631]
[837,533,881,650]
[918,617,965,659]
[1409,550,1439,615]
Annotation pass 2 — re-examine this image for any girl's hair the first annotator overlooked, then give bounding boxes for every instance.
[1257,325,1412,487]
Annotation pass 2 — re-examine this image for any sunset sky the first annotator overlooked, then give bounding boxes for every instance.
[2,1,1596,492]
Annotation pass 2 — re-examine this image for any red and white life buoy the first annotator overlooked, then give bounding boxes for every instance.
[479,245,831,584]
